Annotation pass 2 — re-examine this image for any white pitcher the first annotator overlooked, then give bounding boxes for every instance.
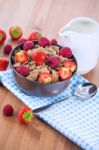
[59,17,99,74]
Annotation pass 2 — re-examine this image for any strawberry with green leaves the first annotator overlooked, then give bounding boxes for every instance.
[63,61,77,72]
[0,29,6,44]
[9,26,23,40]
[28,32,42,41]
[39,72,52,84]
[58,67,72,80]
[18,106,33,124]
[14,50,28,64]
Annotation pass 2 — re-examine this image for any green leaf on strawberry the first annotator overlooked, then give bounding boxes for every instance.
[18,106,33,124]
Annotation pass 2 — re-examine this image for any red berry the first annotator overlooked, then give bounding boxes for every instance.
[16,65,30,77]
[0,58,9,71]
[38,37,50,47]
[23,41,34,51]
[9,26,23,40]
[0,29,6,44]
[28,32,42,41]
[14,50,28,64]
[18,106,33,124]
[4,44,12,55]
[59,47,72,58]
[39,72,52,84]
[50,39,57,44]
[58,67,72,80]
[17,38,28,45]
[63,61,77,72]
[47,56,60,69]
[3,104,14,116]
[32,51,47,65]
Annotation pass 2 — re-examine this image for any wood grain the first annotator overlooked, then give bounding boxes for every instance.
[0,0,99,149]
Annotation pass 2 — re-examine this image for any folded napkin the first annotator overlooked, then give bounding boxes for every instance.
[0,69,99,150]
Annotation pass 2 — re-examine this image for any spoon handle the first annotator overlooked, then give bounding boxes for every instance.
[33,96,74,113]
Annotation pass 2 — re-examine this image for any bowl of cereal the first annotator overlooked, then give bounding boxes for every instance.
[10,37,77,97]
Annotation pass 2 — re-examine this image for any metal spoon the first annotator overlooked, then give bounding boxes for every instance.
[33,82,97,113]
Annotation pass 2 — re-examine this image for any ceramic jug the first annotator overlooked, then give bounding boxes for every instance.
[59,17,99,74]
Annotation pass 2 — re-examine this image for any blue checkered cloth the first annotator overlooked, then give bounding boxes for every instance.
[0,69,99,150]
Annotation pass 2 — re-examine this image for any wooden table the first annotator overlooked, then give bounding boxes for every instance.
[0,0,99,149]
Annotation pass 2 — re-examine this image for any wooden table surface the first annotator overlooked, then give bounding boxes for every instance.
[0,0,99,150]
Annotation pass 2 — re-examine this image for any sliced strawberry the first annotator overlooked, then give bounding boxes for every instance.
[28,32,42,41]
[14,50,28,64]
[63,61,77,72]
[32,51,47,65]
[0,29,6,44]
[9,26,23,40]
[0,58,9,71]
[39,72,52,84]
[18,106,33,124]
[58,67,72,80]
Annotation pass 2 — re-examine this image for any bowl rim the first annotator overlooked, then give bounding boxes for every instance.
[10,40,78,85]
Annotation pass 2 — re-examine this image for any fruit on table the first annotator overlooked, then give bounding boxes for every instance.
[0,58,9,71]
[14,50,28,64]
[38,37,50,47]
[28,32,42,41]
[32,51,47,65]
[47,56,60,69]
[0,29,6,44]
[3,104,14,116]
[58,67,72,80]
[18,106,33,124]
[9,26,23,40]
[23,41,34,51]
[59,47,73,58]
[39,72,53,84]
[63,61,77,72]
[50,39,57,44]
[17,38,28,45]
[4,44,12,55]
[16,65,30,77]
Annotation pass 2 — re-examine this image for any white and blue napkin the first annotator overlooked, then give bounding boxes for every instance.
[0,69,99,150]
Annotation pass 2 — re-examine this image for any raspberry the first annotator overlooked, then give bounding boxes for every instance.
[59,47,72,58]
[38,37,50,47]
[47,56,60,69]
[23,41,34,51]
[50,39,57,44]
[16,65,30,77]
[3,104,14,116]
[4,44,12,55]
[17,38,28,45]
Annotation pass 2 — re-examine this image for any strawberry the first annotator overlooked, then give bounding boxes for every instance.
[14,50,28,64]
[39,72,52,84]
[28,32,42,41]
[18,106,33,124]
[58,67,72,80]
[63,61,77,72]
[0,29,6,44]
[32,51,47,65]
[9,26,23,40]
[0,58,9,71]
